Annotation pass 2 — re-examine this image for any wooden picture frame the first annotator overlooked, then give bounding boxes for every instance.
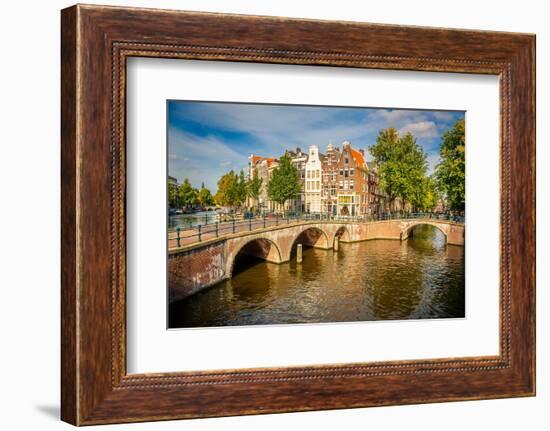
[61,4,535,425]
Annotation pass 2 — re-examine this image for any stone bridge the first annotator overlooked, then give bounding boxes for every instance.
[168,218,464,303]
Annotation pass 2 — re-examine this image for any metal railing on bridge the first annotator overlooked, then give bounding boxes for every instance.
[168,211,464,249]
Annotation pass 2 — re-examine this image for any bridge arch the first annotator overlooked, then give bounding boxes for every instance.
[401,221,448,243]
[333,225,351,247]
[227,237,283,277]
[286,226,331,261]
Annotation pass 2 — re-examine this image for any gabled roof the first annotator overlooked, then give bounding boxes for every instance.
[264,157,277,167]
[350,148,366,168]
[249,155,263,165]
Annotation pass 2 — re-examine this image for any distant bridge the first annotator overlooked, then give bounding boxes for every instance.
[168,214,465,303]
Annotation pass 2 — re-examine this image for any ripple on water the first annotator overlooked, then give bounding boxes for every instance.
[169,225,465,328]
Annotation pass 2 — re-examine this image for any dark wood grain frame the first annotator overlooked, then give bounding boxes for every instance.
[61,4,535,426]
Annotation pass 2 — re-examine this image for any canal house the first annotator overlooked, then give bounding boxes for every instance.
[336,141,370,217]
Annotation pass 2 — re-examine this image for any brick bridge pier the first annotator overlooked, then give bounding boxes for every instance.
[168,218,465,303]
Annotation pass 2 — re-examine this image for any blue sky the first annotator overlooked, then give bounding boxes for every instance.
[168,100,464,193]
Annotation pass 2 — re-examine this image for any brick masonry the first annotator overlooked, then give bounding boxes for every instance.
[168,219,464,303]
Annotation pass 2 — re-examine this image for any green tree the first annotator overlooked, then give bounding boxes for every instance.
[178,178,198,208]
[214,170,247,209]
[419,176,439,211]
[247,168,263,210]
[234,170,248,208]
[369,128,428,210]
[168,183,178,208]
[435,119,465,211]
[197,185,214,206]
[267,153,301,214]
[214,171,237,207]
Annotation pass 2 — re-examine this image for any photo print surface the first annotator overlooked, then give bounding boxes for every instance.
[166,100,466,329]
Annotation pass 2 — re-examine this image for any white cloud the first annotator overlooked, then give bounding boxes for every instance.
[167,104,458,190]
[431,111,457,122]
[168,127,249,191]
[171,102,375,155]
[398,121,438,138]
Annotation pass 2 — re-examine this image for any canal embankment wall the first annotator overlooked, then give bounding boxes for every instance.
[168,219,465,303]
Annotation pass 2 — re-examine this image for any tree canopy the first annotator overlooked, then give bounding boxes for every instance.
[435,119,465,211]
[214,170,247,208]
[168,183,178,208]
[419,176,439,212]
[267,154,301,213]
[197,185,214,206]
[178,179,199,207]
[247,168,263,202]
[368,128,430,209]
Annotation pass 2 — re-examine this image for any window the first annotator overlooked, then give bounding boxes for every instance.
[316,170,320,178]
[339,169,343,176]
[317,181,320,190]
[345,157,349,164]
[339,180,343,189]
[344,180,348,189]
[350,168,354,176]
[344,169,348,178]
[350,179,354,190]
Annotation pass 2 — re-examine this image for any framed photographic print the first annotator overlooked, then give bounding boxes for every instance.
[61,4,535,425]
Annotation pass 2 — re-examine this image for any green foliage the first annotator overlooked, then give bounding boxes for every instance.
[178,178,198,207]
[168,183,179,208]
[368,128,428,209]
[435,119,465,211]
[214,170,247,208]
[267,154,301,212]
[419,176,439,211]
[247,168,263,202]
[214,171,236,207]
[197,186,214,206]
[235,170,247,207]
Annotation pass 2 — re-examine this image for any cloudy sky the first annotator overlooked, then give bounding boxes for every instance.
[168,100,464,193]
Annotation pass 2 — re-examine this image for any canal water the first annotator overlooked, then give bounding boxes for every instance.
[168,211,221,230]
[168,225,465,328]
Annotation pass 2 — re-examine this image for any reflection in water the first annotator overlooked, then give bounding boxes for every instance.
[168,211,219,229]
[169,225,465,328]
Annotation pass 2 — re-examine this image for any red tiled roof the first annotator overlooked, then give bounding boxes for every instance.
[250,155,263,165]
[350,148,366,168]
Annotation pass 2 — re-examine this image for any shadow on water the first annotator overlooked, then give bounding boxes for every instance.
[169,225,465,328]
[232,254,265,277]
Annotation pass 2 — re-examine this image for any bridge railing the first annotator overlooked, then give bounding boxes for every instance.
[168,211,464,249]
[169,213,304,248]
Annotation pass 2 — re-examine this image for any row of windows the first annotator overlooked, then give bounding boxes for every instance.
[306,170,320,179]
[325,156,350,165]
[306,181,321,191]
